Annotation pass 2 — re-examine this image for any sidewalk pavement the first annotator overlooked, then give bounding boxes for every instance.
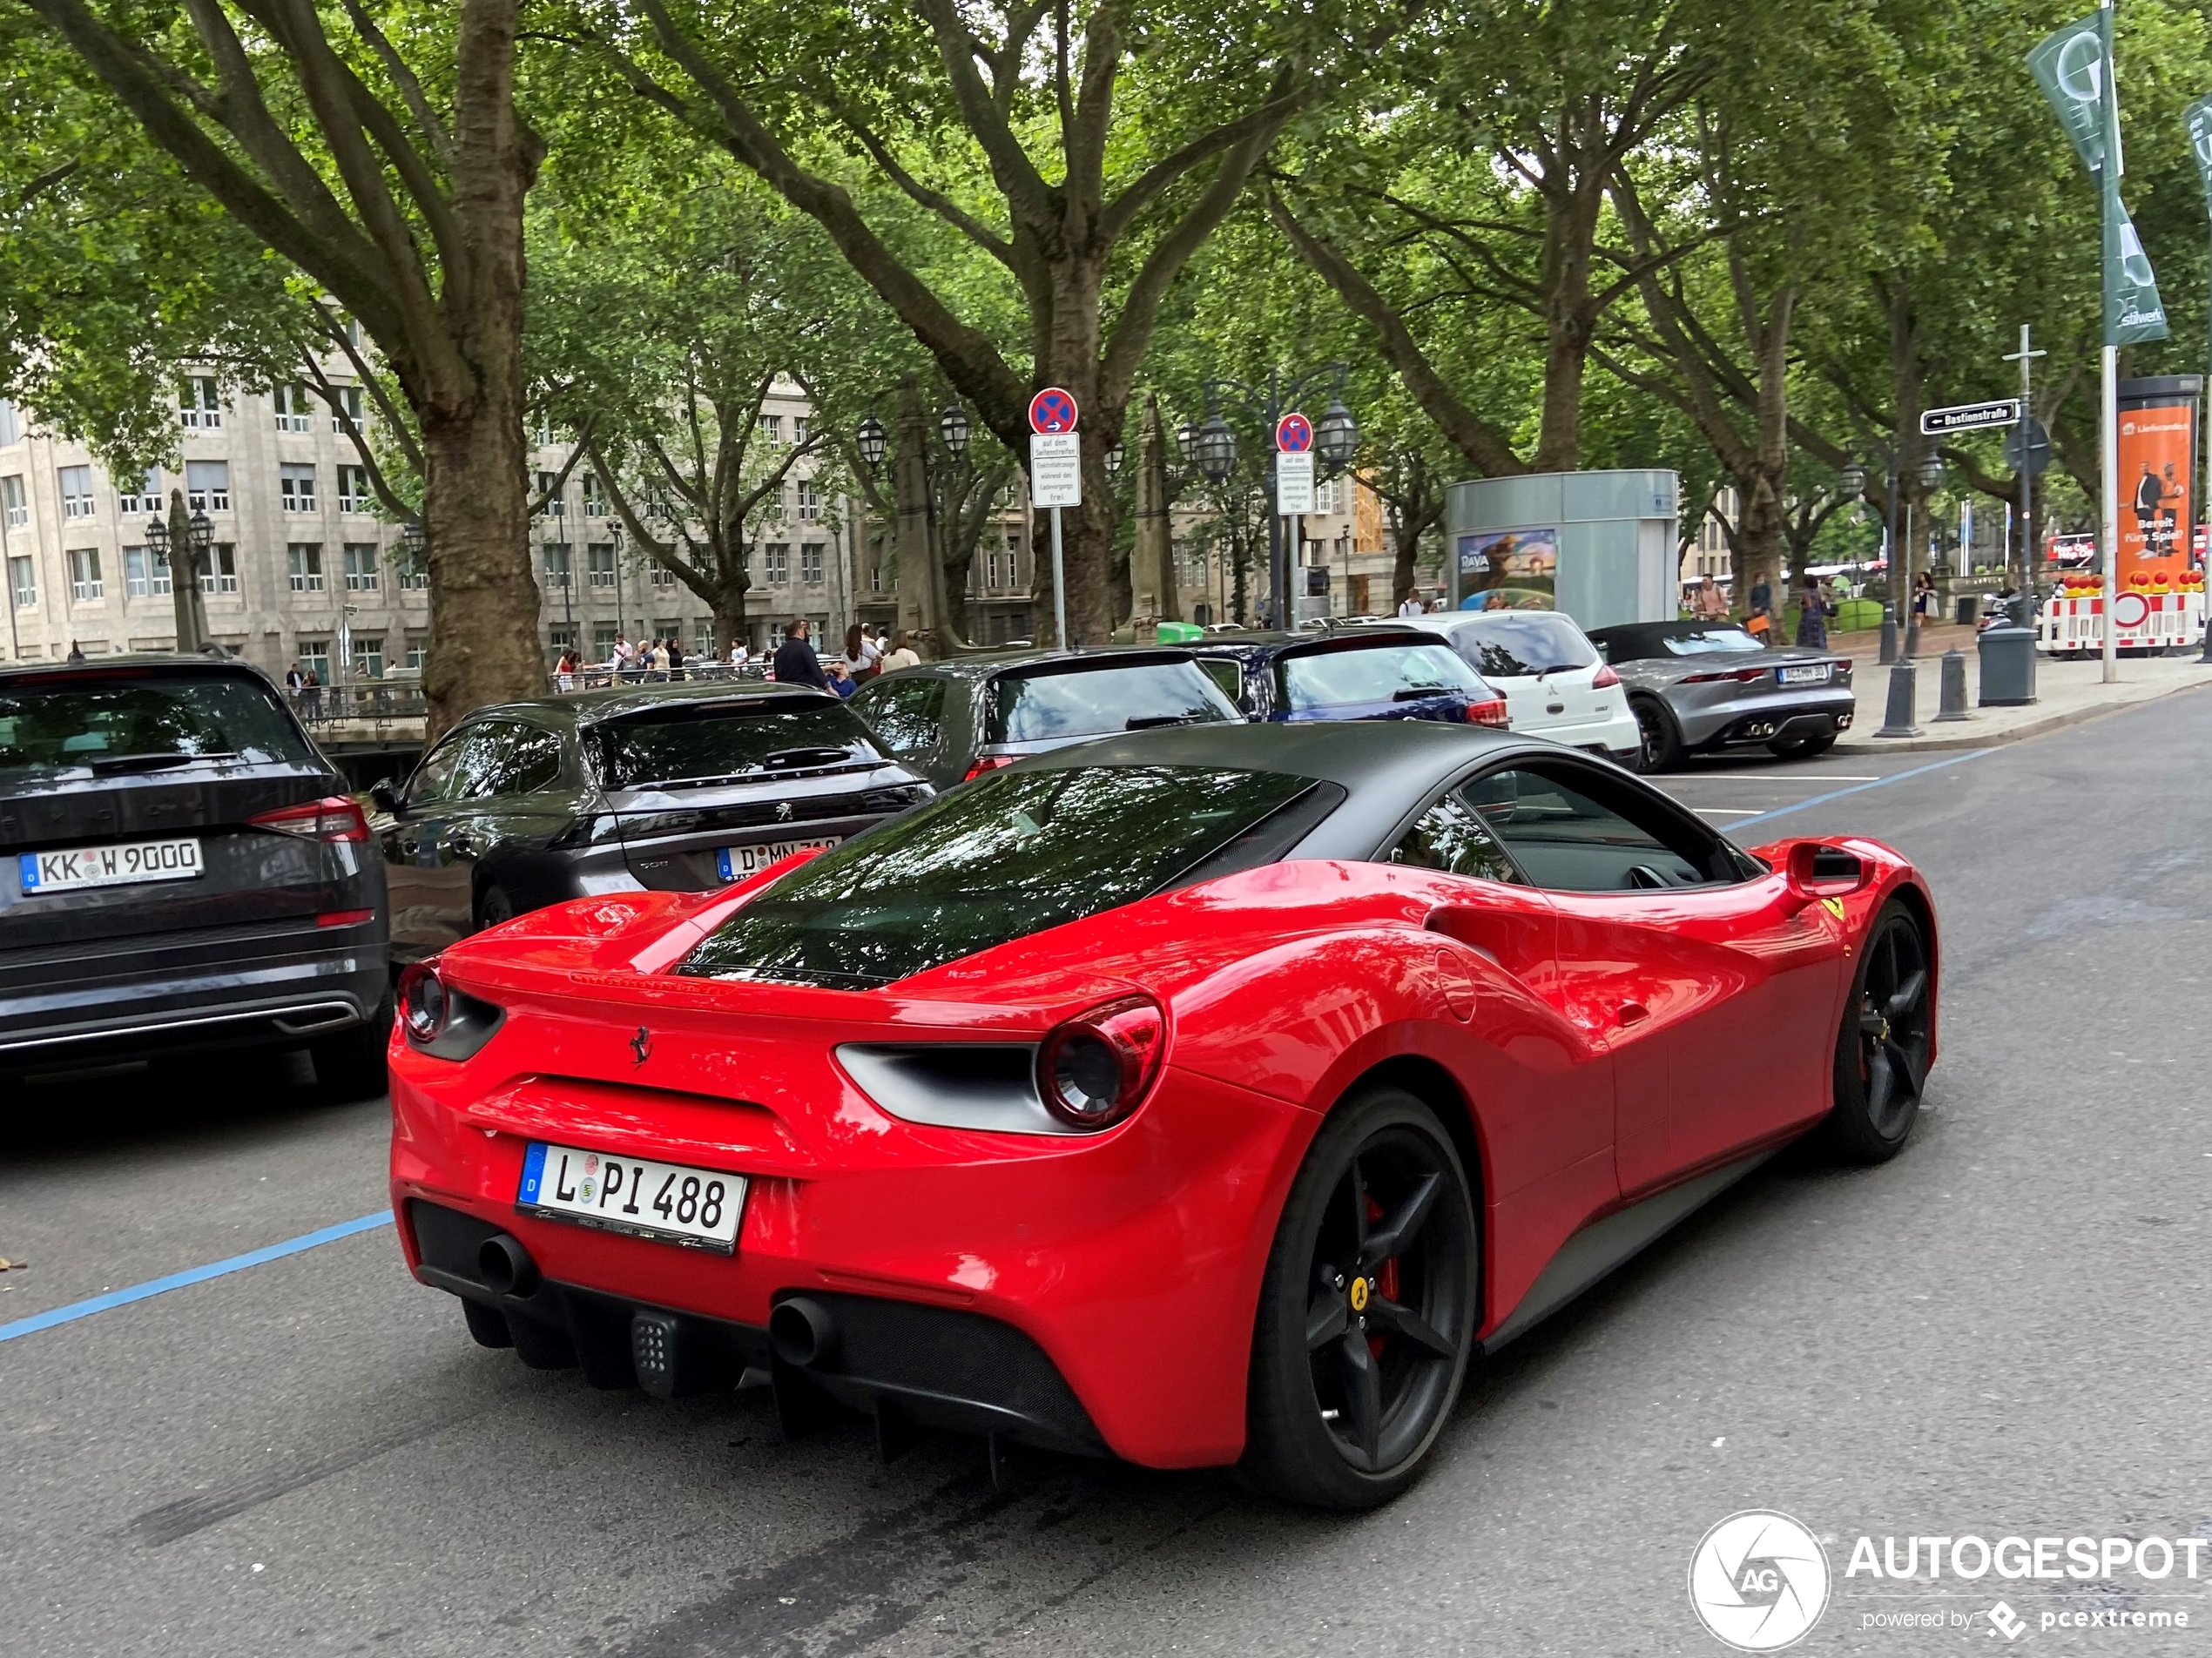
[1826,623,2212,753]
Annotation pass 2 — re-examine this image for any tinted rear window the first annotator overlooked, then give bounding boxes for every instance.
[0,672,314,779]
[1277,643,1485,711]
[988,661,1238,744]
[591,698,883,789]
[678,765,1314,987]
[1450,615,1597,676]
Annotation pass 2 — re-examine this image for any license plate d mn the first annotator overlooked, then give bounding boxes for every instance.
[716,836,838,881]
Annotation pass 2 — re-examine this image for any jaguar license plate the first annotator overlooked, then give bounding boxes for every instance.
[516,1142,745,1253]
[19,836,203,894]
[716,837,837,881]
[1777,664,1831,685]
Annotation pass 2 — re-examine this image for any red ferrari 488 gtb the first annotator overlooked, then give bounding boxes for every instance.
[389,721,1936,1508]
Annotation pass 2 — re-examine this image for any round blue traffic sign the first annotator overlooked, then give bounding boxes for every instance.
[1029,388,1079,435]
[1275,412,1313,453]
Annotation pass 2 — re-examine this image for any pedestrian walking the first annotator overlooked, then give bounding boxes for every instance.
[666,637,685,681]
[1397,589,1425,618]
[611,632,634,679]
[301,665,322,719]
[285,660,306,698]
[555,648,578,692]
[1745,570,1774,641]
[1794,572,1828,649]
[880,629,921,672]
[1694,576,1729,621]
[845,623,881,684]
[1912,570,1934,626]
[772,618,831,690]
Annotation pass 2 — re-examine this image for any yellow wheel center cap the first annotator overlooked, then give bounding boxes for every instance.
[1349,1277,1371,1312]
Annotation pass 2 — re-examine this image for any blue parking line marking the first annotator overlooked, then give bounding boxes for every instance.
[1729,750,1993,830]
[0,1210,393,1345]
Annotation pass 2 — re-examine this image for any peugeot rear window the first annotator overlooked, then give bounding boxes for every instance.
[592,697,883,790]
[1450,614,1598,676]
[1277,643,1484,711]
[0,672,314,778]
[678,765,1318,987]
[988,660,1239,744]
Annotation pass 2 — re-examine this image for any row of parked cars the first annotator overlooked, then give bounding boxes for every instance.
[0,612,1852,1088]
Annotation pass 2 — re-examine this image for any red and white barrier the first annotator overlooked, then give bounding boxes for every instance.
[2039,585,2207,654]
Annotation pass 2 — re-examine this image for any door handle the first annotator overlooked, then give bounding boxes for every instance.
[1617,1001,1649,1027]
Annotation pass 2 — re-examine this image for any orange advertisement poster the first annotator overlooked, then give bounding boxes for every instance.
[2116,400,2195,585]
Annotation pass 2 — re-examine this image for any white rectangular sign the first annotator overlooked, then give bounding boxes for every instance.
[1029,432,1082,508]
[1276,451,1315,516]
[1920,400,2021,435]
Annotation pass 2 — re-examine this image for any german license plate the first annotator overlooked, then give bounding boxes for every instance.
[1778,664,1831,684]
[716,837,837,880]
[516,1142,745,1253]
[19,836,202,894]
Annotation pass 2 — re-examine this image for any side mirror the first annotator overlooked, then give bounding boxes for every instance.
[369,778,400,814]
[1787,841,1867,898]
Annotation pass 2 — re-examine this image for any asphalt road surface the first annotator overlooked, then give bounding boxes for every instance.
[8,690,2211,1657]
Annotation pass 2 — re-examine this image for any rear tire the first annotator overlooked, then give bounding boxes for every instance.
[1241,1087,1478,1510]
[474,883,516,932]
[1630,697,1684,772]
[309,993,392,1101]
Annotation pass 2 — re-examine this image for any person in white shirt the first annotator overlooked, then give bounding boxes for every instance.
[729,641,750,667]
[1397,590,1426,617]
[880,628,921,671]
[610,633,635,677]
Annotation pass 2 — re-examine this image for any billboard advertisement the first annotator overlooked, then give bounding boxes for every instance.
[2114,378,2200,588]
[1455,527,1558,610]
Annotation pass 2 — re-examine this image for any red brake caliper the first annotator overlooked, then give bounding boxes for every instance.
[1366,1196,1399,1358]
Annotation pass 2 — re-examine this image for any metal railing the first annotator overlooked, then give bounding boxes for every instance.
[550,663,772,692]
[286,684,428,727]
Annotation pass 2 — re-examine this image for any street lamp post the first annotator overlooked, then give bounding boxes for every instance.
[1199,366,1356,628]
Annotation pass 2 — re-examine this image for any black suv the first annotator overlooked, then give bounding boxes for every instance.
[373,682,930,960]
[847,649,1244,787]
[0,655,390,1088]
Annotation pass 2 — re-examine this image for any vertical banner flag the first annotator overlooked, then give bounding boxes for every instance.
[2186,91,2212,209]
[2029,11,2168,346]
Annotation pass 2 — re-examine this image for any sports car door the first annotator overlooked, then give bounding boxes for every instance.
[1468,759,1849,1195]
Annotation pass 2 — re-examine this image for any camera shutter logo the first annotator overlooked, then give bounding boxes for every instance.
[1688,1511,1831,1651]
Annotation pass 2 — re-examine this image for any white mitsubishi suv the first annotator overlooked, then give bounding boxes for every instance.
[1399,610,1642,765]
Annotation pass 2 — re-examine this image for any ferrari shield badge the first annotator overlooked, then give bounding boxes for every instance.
[1820,897,1847,921]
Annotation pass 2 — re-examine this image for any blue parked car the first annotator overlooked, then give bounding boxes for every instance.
[1188,630,1509,728]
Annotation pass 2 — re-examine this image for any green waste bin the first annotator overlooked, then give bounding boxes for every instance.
[1157,621,1204,644]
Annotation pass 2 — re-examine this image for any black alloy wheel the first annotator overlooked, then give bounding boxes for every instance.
[1243,1088,1478,1509]
[1820,900,1933,1162]
[1631,697,1684,772]
[475,884,516,932]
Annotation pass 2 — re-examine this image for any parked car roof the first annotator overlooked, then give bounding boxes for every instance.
[469,680,840,729]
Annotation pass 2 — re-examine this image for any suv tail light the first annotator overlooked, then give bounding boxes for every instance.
[249,794,370,842]
[1035,994,1166,1130]
[1591,663,1621,689]
[1464,697,1511,728]
[962,754,1016,782]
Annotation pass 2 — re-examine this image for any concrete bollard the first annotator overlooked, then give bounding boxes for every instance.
[1934,648,1970,721]
[1875,658,1922,738]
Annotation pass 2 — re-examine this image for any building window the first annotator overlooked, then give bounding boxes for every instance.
[125,546,172,598]
[280,464,316,513]
[0,401,17,447]
[592,621,617,658]
[651,617,681,647]
[352,635,384,680]
[68,548,103,601]
[870,560,882,592]
[800,543,824,585]
[331,385,364,434]
[58,466,94,521]
[543,543,571,589]
[288,543,324,592]
[344,543,381,591]
[647,557,675,588]
[546,623,576,654]
[185,461,230,513]
[179,376,222,428]
[118,469,162,516]
[758,414,783,442]
[797,481,820,522]
[296,638,330,684]
[694,617,714,657]
[765,543,789,584]
[1,475,24,529]
[587,543,616,589]
[273,383,314,432]
[10,556,36,608]
[337,465,371,513]
[792,416,808,444]
[398,562,428,591]
[201,544,238,595]
[536,471,563,516]
[405,632,428,671]
[582,473,606,516]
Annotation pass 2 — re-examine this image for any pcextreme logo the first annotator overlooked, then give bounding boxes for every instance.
[1689,1511,1831,1651]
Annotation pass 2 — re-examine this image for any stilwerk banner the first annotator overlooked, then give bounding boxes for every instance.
[2029,10,2169,347]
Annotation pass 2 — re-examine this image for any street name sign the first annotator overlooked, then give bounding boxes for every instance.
[1028,387,1079,435]
[1920,399,2022,435]
[1276,451,1315,516]
[1030,432,1082,507]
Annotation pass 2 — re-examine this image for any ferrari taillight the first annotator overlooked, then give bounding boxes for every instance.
[1464,697,1511,728]
[1591,663,1621,689]
[1036,994,1166,1130]
[962,754,1016,782]
[398,959,448,1044]
[249,794,370,842]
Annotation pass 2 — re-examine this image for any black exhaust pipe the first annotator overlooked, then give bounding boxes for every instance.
[475,1233,539,1297]
[769,1297,839,1368]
